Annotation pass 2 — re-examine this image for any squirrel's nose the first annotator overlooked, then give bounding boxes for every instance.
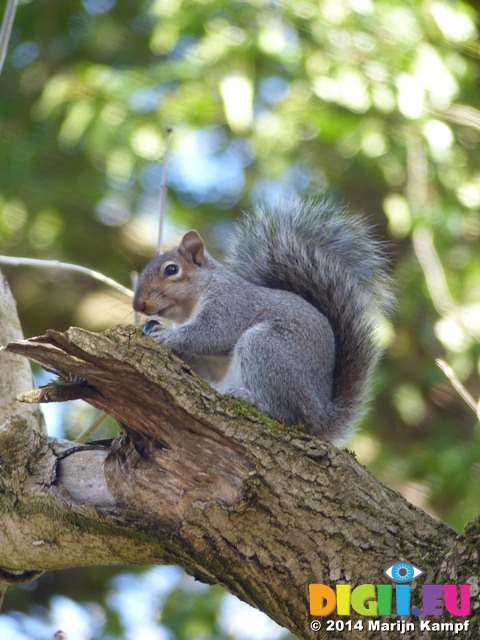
[132,297,146,313]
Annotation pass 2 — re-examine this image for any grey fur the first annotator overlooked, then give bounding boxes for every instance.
[136,197,393,443]
[225,196,394,441]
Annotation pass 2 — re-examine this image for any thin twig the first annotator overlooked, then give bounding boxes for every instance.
[428,102,480,132]
[0,256,133,297]
[74,411,110,443]
[156,127,172,255]
[413,228,452,316]
[131,271,140,325]
[436,359,479,418]
[406,129,428,209]
[0,0,17,77]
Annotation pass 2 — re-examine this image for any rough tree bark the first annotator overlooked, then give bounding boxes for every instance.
[0,273,478,639]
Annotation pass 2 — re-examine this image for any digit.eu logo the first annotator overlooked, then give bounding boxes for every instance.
[309,562,471,617]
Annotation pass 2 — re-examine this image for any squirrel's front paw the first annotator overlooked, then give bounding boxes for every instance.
[143,320,164,337]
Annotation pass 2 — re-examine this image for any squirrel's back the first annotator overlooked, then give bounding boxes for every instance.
[226,197,394,440]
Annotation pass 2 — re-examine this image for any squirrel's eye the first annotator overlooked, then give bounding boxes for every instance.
[164,264,179,276]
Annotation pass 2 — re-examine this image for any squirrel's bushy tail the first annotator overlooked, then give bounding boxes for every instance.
[226,197,394,438]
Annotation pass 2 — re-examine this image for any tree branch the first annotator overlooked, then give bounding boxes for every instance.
[0,274,45,432]
[2,323,478,638]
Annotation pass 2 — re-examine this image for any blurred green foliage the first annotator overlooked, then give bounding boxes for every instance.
[1,0,479,637]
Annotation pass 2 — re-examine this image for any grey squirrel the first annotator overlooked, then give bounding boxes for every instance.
[133,197,393,443]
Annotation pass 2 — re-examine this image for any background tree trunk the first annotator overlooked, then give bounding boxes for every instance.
[0,274,478,639]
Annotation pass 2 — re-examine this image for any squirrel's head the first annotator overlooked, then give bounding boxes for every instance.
[133,230,207,323]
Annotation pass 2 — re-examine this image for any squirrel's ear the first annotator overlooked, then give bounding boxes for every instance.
[179,230,205,265]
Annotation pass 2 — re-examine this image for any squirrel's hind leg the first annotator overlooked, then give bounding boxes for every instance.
[222,385,267,413]
[210,333,266,412]
[230,322,334,435]
[222,323,294,423]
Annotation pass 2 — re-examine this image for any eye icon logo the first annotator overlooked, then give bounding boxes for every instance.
[385,562,424,583]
